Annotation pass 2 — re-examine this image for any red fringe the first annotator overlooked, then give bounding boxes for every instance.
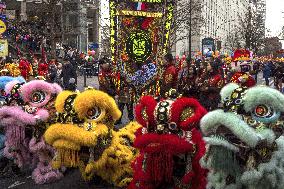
[147,151,173,184]
[130,129,208,189]
[135,96,157,128]
[134,133,194,154]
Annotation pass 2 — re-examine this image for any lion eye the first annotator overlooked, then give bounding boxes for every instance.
[87,107,101,120]
[255,105,269,117]
[252,105,280,124]
[31,91,46,104]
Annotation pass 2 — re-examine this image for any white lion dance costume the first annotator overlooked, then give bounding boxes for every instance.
[200,83,284,189]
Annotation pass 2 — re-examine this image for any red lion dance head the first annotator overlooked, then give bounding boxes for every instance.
[129,89,208,189]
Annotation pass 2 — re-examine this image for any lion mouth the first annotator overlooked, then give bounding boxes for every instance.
[207,125,249,151]
[45,123,110,168]
[205,134,276,170]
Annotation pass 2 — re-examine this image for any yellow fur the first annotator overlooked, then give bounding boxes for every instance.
[74,89,121,121]
[44,123,109,148]
[54,91,77,113]
[85,122,141,187]
[44,89,142,187]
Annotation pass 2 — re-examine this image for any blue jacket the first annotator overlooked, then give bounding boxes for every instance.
[263,64,271,78]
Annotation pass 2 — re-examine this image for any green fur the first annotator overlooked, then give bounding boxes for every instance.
[220,83,239,103]
[243,86,284,113]
[201,110,261,148]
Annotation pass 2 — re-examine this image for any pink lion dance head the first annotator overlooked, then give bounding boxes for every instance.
[21,80,62,122]
[0,80,63,184]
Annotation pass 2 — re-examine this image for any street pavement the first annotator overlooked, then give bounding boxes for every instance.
[0,169,118,189]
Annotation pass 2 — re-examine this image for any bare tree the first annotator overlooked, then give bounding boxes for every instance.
[261,37,282,56]
[167,0,204,50]
[238,6,265,54]
[225,31,243,50]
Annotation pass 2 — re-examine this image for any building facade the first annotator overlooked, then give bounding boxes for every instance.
[174,0,250,56]
[4,0,101,55]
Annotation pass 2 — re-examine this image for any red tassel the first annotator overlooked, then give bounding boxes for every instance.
[147,151,173,184]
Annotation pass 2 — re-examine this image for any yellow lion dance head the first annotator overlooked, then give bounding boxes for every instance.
[44,88,140,187]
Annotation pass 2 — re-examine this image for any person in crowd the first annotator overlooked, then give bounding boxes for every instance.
[98,58,116,97]
[251,60,260,82]
[160,53,178,98]
[55,63,63,87]
[116,79,134,125]
[178,58,199,98]
[196,60,224,111]
[66,78,77,91]
[19,57,31,80]
[274,62,284,92]
[47,59,57,83]
[61,59,77,90]
[38,60,48,78]
[262,62,272,86]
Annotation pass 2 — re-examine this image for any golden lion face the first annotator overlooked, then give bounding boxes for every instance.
[44,89,121,173]
[44,89,141,187]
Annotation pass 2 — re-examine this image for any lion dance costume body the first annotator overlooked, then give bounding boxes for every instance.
[0,80,63,184]
[44,88,141,187]
[0,76,25,171]
[129,90,208,189]
[200,83,284,189]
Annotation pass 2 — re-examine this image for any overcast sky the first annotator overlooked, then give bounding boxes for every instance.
[266,0,284,38]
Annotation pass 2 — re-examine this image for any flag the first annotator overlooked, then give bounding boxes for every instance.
[136,2,146,11]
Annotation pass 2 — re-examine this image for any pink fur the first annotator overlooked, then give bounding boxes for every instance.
[0,80,63,184]
[4,140,31,168]
[21,80,62,108]
[35,108,49,122]
[0,106,37,126]
[21,80,53,107]
[51,83,63,94]
[5,125,25,147]
[29,137,63,184]
[32,162,63,184]
[5,80,22,94]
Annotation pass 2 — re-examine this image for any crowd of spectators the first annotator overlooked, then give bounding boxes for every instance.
[6,20,50,53]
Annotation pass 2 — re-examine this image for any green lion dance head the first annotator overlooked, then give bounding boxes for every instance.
[200,83,284,189]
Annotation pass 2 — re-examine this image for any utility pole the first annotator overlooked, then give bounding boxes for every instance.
[20,0,27,21]
[188,0,192,57]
